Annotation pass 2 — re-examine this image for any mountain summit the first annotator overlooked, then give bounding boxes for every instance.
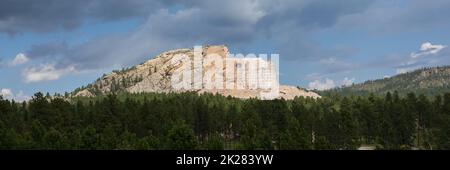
[72,45,320,99]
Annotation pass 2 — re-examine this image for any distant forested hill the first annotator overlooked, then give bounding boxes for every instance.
[321,66,450,97]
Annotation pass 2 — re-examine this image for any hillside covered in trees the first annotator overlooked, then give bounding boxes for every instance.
[1,91,450,150]
[322,66,450,97]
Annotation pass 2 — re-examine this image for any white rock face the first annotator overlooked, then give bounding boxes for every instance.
[74,45,320,100]
[73,89,94,97]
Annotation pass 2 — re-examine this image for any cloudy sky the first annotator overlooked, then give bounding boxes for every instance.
[1,0,450,101]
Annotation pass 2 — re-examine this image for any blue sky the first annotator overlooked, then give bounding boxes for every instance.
[1,0,450,101]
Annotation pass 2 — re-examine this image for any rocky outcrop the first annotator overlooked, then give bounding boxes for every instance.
[278,85,321,99]
[197,85,320,100]
[73,89,94,97]
[73,45,320,100]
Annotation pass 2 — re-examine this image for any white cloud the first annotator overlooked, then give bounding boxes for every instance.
[308,77,356,90]
[14,90,31,101]
[396,66,417,74]
[0,88,13,99]
[420,42,446,52]
[11,53,29,66]
[308,78,336,90]
[411,42,446,58]
[397,42,448,74]
[33,1,267,71]
[0,89,30,101]
[22,64,76,83]
[342,77,355,86]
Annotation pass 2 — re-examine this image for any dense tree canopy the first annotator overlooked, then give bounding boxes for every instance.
[0,91,449,150]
